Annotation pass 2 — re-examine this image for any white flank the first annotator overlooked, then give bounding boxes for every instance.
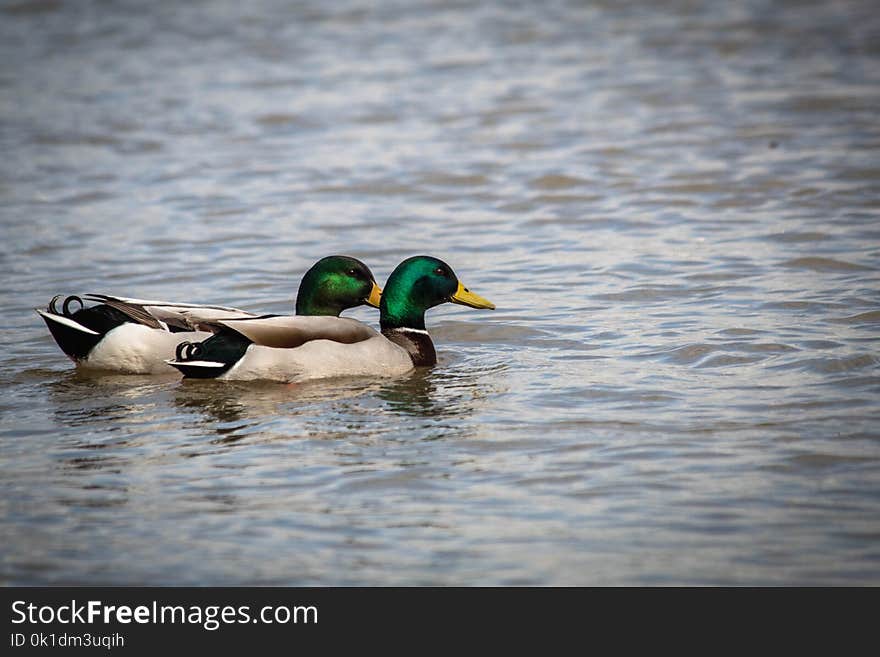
[85,324,213,374]
[219,334,414,382]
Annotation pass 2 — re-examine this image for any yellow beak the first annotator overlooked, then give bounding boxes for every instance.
[365,281,382,308]
[450,281,495,310]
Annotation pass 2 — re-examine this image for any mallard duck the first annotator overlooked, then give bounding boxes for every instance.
[36,256,382,374]
[166,255,495,382]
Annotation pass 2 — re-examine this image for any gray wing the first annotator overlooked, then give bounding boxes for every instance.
[84,294,257,331]
[214,315,378,348]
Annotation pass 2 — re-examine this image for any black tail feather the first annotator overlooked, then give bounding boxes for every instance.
[166,329,252,379]
[37,311,104,362]
[38,295,137,362]
[165,360,230,379]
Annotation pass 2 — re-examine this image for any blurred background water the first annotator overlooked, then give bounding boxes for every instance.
[1,0,879,585]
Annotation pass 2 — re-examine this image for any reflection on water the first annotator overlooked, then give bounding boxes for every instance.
[377,369,451,420]
[376,361,507,421]
[2,0,880,585]
[172,377,383,430]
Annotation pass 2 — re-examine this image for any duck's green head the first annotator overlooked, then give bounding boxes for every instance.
[296,255,382,317]
[380,255,495,330]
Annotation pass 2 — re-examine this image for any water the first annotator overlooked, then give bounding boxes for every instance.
[2,0,879,585]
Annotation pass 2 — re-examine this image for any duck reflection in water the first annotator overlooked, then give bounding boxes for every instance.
[375,358,508,428]
[45,370,170,480]
[171,376,383,435]
[48,368,173,430]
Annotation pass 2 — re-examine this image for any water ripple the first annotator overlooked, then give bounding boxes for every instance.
[2,0,879,586]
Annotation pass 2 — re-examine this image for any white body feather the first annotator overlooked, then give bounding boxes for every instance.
[85,324,214,374]
[220,332,415,382]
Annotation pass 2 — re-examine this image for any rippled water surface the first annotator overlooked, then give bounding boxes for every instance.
[2,0,880,585]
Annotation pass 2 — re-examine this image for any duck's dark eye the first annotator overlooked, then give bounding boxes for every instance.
[347,268,358,276]
[434,267,447,277]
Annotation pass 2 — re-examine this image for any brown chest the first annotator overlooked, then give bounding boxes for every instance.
[381,328,437,367]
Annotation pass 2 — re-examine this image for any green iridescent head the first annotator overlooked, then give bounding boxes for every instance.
[379,255,495,330]
[295,256,382,317]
